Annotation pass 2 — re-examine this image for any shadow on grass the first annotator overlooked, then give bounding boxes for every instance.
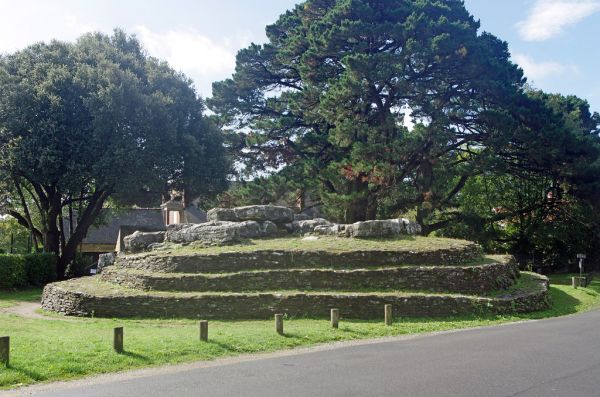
[5,364,46,382]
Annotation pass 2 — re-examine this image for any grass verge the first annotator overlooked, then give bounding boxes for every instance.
[144,236,477,256]
[0,274,599,389]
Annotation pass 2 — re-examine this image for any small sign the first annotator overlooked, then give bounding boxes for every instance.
[577,253,587,259]
[90,268,97,275]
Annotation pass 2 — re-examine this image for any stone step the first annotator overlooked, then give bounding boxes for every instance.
[101,255,519,294]
[41,273,550,319]
[117,241,483,274]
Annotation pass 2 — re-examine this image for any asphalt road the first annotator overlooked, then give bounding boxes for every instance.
[10,310,600,397]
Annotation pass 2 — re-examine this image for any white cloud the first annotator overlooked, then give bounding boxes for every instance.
[0,4,99,53]
[513,53,579,82]
[133,26,243,97]
[517,0,600,41]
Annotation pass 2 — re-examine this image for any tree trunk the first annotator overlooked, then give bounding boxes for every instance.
[57,188,111,278]
[345,179,370,223]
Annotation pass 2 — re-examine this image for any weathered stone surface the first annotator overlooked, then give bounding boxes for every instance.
[116,242,483,273]
[165,220,279,246]
[207,205,294,224]
[402,218,422,235]
[123,231,165,252]
[293,213,313,221]
[314,224,346,236]
[259,220,279,236]
[346,219,404,237]
[313,219,422,238]
[165,222,240,246]
[102,255,519,294]
[285,218,333,234]
[41,273,550,319]
[97,253,116,273]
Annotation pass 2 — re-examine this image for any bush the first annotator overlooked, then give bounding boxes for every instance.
[0,254,27,289]
[23,254,57,287]
[0,253,57,289]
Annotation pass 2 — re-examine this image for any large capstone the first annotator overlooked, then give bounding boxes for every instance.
[346,220,404,238]
[314,219,422,238]
[123,231,165,252]
[207,205,294,224]
[165,220,279,246]
[165,222,240,245]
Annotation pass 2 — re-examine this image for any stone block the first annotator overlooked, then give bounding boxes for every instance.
[123,231,165,252]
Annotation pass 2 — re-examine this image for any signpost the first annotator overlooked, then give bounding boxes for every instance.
[577,253,586,277]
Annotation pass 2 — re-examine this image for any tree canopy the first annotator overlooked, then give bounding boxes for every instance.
[211,0,599,226]
[0,30,229,277]
[210,0,530,222]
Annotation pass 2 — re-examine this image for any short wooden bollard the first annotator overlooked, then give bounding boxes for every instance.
[0,336,9,367]
[384,304,393,326]
[275,314,284,335]
[331,309,339,329]
[199,320,209,341]
[113,327,124,353]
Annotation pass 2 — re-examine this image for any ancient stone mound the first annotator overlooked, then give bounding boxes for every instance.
[41,234,550,319]
[123,205,424,252]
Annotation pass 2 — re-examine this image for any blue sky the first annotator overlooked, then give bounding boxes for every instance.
[0,0,598,112]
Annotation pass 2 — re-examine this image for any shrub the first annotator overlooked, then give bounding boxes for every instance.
[24,253,57,287]
[0,254,27,289]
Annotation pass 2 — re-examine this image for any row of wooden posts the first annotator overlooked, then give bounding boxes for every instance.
[0,304,394,365]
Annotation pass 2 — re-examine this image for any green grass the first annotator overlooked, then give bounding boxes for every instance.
[1,274,599,389]
[0,289,41,309]
[144,236,477,256]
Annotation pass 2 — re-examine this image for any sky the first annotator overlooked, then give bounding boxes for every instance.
[0,0,598,112]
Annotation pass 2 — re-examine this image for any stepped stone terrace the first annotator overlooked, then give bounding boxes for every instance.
[42,206,550,319]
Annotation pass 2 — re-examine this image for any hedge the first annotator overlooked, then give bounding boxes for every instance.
[0,255,27,289]
[0,253,57,289]
[24,253,57,287]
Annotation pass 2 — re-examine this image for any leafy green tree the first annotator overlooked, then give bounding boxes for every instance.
[0,30,229,278]
[439,92,600,268]
[210,0,528,224]
[0,217,31,253]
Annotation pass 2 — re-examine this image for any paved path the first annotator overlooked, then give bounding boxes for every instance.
[7,310,600,397]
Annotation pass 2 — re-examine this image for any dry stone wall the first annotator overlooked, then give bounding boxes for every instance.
[117,243,483,273]
[101,256,519,294]
[41,274,550,319]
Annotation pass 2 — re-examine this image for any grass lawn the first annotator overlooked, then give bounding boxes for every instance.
[0,290,41,309]
[143,235,477,256]
[0,273,599,389]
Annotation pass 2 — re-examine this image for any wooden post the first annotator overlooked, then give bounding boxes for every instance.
[275,314,284,335]
[0,337,8,367]
[385,304,392,326]
[113,327,124,353]
[572,276,579,288]
[199,320,208,341]
[331,309,339,329]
